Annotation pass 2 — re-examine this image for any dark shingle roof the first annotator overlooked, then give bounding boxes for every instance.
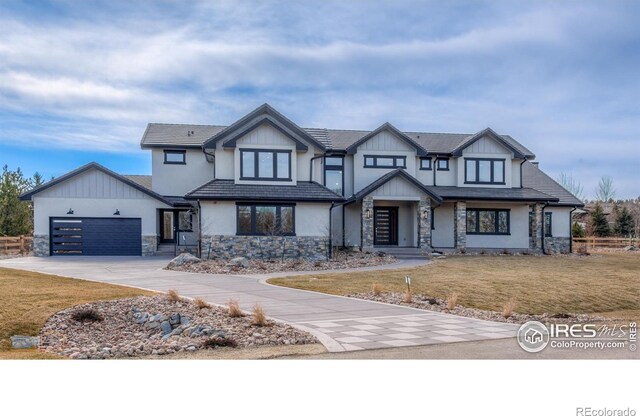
[123,175,152,190]
[141,123,227,148]
[185,180,344,202]
[425,185,558,202]
[522,161,584,206]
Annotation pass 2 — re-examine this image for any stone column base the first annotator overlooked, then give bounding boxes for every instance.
[142,235,158,256]
[33,235,50,257]
[544,237,571,254]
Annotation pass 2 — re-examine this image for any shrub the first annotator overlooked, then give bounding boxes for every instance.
[502,299,516,319]
[166,289,182,303]
[227,299,244,318]
[403,290,412,303]
[502,249,510,255]
[576,245,590,255]
[71,309,104,323]
[372,283,382,296]
[193,298,211,309]
[202,336,238,349]
[252,304,267,326]
[446,293,458,310]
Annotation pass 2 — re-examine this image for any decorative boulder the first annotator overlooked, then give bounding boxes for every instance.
[168,253,202,268]
[228,257,249,268]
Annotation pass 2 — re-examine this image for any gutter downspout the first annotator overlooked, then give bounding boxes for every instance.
[197,200,202,258]
[433,158,437,186]
[202,148,216,180]
[328,202,339,259]
[541,202,549,254]
[519,157,527,188]
[569,206,577,253]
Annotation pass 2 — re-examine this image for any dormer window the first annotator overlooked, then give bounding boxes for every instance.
[240,149,291,181]
[436,158,449,170]
[465,158,505,184]
[364,155,406,169]
[419,158,432,170]
[164,150,186,165]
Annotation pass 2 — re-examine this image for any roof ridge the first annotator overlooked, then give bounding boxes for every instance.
[148,122,228,127]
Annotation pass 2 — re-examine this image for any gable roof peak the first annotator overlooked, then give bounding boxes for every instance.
[345,122,428,156]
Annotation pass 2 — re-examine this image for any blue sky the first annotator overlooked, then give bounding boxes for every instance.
[0,0,638,198]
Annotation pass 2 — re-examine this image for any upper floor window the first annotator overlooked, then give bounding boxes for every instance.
[237,204,295,236]
[465,158,505,184]
[467,209,510,235]
[164,150,186,165]
[240,149,291,181]
[324,156,344,195]
[420,158,432,170]
[436,158,449,171]
[364,155,406,169]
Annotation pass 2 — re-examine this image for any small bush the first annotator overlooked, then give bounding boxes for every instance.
[202,336,238,349]
[459,248,466,254]
[502,249,510,255]
[502,299,516,319]
[252,304,267,326]
[166,289,182,303]
[193,298,211,309]
[576,245,590,255]
[228,299,244,318]
[372,283,382,296]
[71,309,103,323]
[446,293,458,310]
[403,290,412,303]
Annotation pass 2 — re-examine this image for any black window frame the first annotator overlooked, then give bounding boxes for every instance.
[431,207,435,230]
[324,156,344,196]
[163,150,186,165]
[466,208,511,235]
[419,158,432,170]
[544,212,553,237]
[464,158,506,185]
[239,149,292,181]
[363,155,407,169]
[436,158,450,171]
[235,203,296,236]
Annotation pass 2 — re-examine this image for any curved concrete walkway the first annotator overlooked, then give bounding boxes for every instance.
[0,256,518,352]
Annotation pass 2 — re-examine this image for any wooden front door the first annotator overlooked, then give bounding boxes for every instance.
[374,207,398,246]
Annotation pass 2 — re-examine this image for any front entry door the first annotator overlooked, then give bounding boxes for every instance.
[160,210,175,243]
[374,207,398,246]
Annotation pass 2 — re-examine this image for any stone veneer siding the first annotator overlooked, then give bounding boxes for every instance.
[544,237,571,254]
[529,203,544,253]
[142,235,158,256]
[418,196,432,251]
[453,202,467,250]
[361,196,374,250]
[33,235,50,257]
[202,235,330,260]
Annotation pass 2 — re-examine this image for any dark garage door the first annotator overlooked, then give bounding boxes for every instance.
[50,217,142,256]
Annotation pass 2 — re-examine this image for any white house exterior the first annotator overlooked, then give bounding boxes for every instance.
[21,104,583,258]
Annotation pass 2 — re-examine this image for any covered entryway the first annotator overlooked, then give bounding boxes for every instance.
[374,207,399,245]
[49,217,142,256]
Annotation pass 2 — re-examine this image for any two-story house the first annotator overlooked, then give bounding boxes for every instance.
[22,104,583,258]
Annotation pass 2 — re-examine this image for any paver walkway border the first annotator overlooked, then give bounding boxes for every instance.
[0,256,518,353]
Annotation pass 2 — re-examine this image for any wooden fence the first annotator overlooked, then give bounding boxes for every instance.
[572,237,637,250]
[0,236,33,255]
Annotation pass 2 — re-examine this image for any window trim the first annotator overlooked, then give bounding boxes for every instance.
[419,158,432,170]
[363,155,407,169]
[544,212,553,237]
[235,203,296,236]
[324,156,344,196]
[464,158,506,185]
[436,158,450,171]
[466,208,511,235]
[239,149,292,181]
[163,150,186,165]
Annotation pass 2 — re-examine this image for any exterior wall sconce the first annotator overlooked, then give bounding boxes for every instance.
[422,210,429,220]
[365,208,372,219]
[67,208,74,215]
[113,209,121,216]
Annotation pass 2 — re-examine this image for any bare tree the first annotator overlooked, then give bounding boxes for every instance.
[594,176,616,202]
[557,172,584,201]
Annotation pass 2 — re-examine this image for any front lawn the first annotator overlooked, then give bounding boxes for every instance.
[0,267,151,359]
[268,253,640,321]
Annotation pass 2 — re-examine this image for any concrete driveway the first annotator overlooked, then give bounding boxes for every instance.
[0,256,518,352]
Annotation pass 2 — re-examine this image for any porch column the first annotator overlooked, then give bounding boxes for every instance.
[418,196,431,251]
[362,196,374,250]
[530,203,544,252]
[453,201,467,250]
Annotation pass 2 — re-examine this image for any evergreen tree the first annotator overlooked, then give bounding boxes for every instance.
[590,202,610,237]
[32,172,45,187]
[0,165,33,236]
[614,206,634,236]
[572,221,586,238]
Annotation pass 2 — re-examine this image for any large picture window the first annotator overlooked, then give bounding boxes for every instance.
[324,156,344,195]
[364,155,406,169]
[240,149,291,181]
[465,158,505,184]
[467,209,510,235]
[236,204,295,235]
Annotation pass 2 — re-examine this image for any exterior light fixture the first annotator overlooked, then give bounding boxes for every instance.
[422,210,429,220]
[67,208,74,215]
[113,209,121,216]
[365,208,372,219]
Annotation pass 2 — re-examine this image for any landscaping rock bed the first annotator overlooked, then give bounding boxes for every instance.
[40,295,318,359]
[167,251,398,275]
[349,292,611,325]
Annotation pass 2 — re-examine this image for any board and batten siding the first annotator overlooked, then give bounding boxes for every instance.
[358,130,415,152]
[38,169,151,199]
[458,135,515,188]
[464,136,514,154]
[369,176,423,200]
